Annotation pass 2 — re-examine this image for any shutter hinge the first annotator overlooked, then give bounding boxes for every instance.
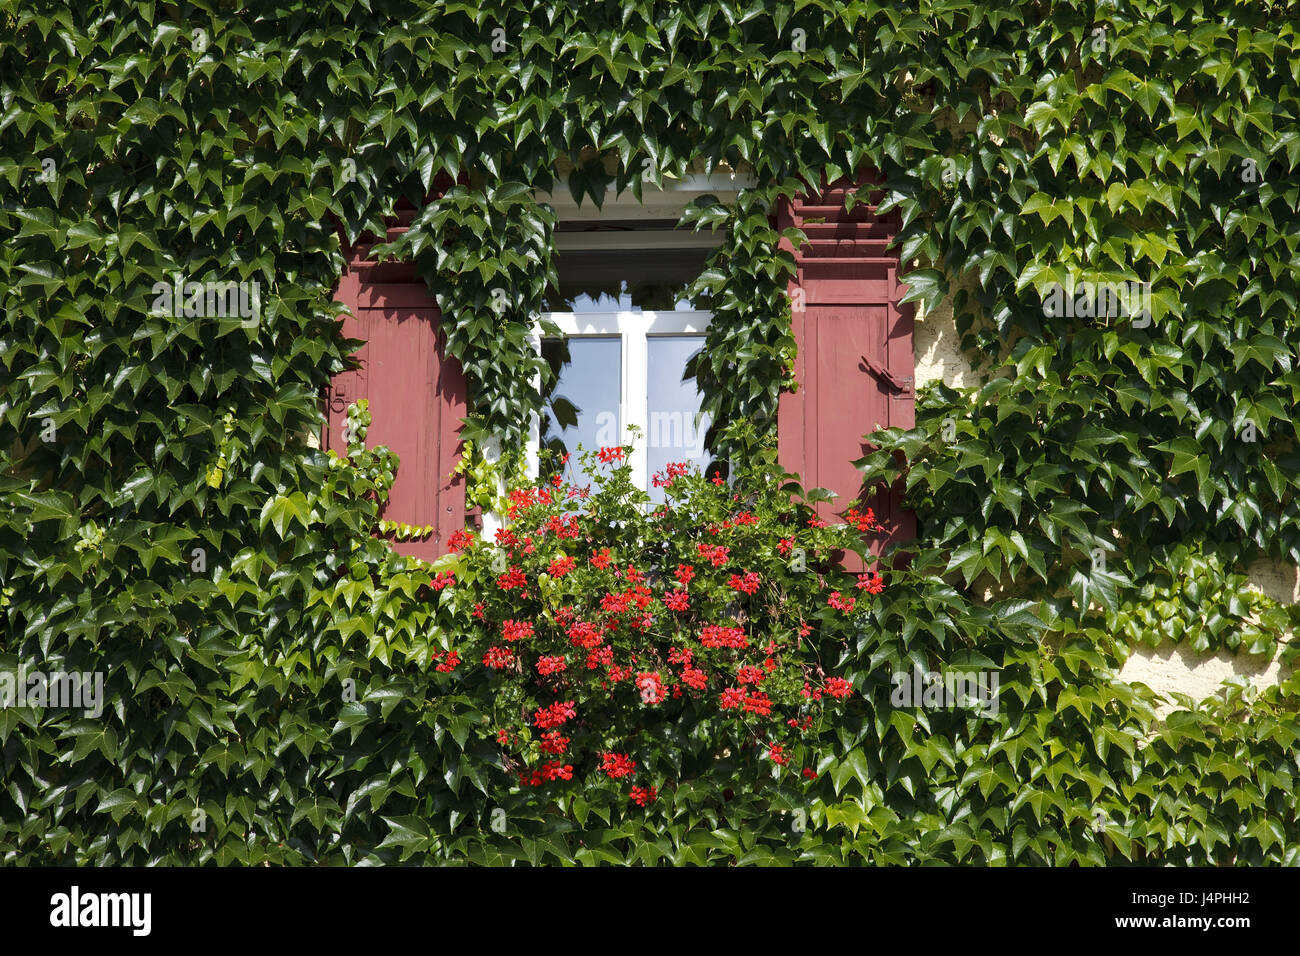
[860,354,912,395]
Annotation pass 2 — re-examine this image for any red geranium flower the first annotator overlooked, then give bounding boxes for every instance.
[533,701,577,729]
[855,571,885,594]
[680,667,708,690]
[600,752,637,779]
[567,620,603,649]
[828,591,855,612]
[539,732,570,755]
[664,589,690,611]
[537,761,573,782]
[503,619,534,642]
[824,677,854,699]
[430,649,460,673]
[700,624,748,649]
[585,645,614,669]
[536,655,567,676]
[727,570,761,595]
[719,687,745,709]
[607,663,633,683]
[696,543,730,567]
[447,528,475,553]
[635,671,666,704]
[483,646,515,669]
[548,555,577,577]
[845,506,883,533]
[497,566,527,592]
[601,590,632,614]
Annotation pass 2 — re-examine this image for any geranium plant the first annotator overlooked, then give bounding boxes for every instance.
[424,426,888,808]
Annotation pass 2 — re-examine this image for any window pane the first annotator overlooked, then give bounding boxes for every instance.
[540,337,621,483]
[646,335,711,502]
[543,248,713,312]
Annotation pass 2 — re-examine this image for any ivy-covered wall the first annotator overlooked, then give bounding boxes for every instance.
[2,0,1299,864]
[913,295,1298,709]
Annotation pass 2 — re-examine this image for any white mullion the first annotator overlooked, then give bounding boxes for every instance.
[623,310,649,489]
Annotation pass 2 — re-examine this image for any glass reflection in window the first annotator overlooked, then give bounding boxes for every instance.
[646,335,710,502]
[540,336,621,484]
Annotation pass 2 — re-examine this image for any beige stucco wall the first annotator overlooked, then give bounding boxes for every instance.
[913,291,976,391]
[912,296,1297,713]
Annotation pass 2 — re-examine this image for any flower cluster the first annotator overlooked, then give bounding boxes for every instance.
[727,571,761,595]
[426,448,888,805]
[519,761,574,787]
[533,700,577,729]
[696,543,730,567]
[664,589,689,611]
[856,572,885,594]
[483,646,515,669]
[635,671,666,704]
[536,655,568,676]
[651,461,691,489]
[600,752,637,779]
[503,619,535,641]
[845,506,884,534]
[828,591,855,612]
[548,555,577,577]
[447,529,476,553]
[430,649,460,673]
[699,624,749,649]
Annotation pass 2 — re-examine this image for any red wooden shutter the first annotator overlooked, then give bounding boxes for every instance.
[776,173,916,568]
[326,202,468,562]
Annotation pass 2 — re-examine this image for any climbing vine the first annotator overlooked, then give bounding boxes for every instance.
[1,0,1298,864]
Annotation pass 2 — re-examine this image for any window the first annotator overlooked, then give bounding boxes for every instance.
[328,171,915,561]
[535,309,713,501]
[530,219,720,499]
